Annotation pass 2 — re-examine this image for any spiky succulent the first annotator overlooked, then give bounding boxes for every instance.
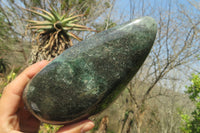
[25,6,95,60]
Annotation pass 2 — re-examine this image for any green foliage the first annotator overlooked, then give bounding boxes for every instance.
[186,74,200,102]
[0,67,21,88]
[0,68,18,98]
[91,118,102,131]
[39,123,61,133]
[180,113,192,133]
[180,74,200,133]
[4,69,16,86]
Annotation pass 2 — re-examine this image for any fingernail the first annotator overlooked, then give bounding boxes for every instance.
[81,122,95,133]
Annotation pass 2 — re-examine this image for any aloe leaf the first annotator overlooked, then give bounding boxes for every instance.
[68,19,79,24]
[25,20,52,25]
[29,23,52,27]
[63,27,95,32]
[49,9,60,21]
[60,12,69,21]
[61,14,84,25]
[24,8,52,22]
[35,29,44,33]
[32,7,55,21]
[63,27,72,31]
[71,27,96,32]
[67,32,83,41]
[65,23,88,28]
[28,25,52,30]
[49,5,60,21]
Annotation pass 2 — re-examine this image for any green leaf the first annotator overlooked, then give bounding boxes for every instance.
[182,74,200,132]
[68,19,79,24]
[49,5,60,21]
[24,8,52,22]
[67,32,82,41]
[32,7,55,21]
[28,25,53,30]
[25,20,52,25]
[63,27,72,31]
[64,23,88,28]
[60,12,69,21]
[61,14,84,25]
[63,27,95,32]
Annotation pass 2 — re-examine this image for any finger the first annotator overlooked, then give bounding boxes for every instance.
[0,60,49,116]
[19,104,40,132]
[4,60,49,96]
[56,120,94,133]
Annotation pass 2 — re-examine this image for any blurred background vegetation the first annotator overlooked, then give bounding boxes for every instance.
[0,0,200,133]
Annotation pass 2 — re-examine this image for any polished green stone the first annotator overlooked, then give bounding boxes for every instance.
[23,16,157,124]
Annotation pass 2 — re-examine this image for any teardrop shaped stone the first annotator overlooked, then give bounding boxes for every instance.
[23,16,157,124]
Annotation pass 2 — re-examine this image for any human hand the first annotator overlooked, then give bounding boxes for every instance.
[0,61,94,133]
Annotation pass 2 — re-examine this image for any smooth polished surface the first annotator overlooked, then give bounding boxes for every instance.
[23,16,157,124]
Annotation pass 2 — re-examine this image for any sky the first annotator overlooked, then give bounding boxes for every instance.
[114,0,199,23]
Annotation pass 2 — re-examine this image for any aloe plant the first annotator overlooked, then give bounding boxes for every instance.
[25,6,95,63]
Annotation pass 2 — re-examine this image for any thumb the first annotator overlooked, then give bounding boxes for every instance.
[56,120,95,133]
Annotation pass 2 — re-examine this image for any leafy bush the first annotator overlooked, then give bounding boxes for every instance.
[180,74,200,133]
